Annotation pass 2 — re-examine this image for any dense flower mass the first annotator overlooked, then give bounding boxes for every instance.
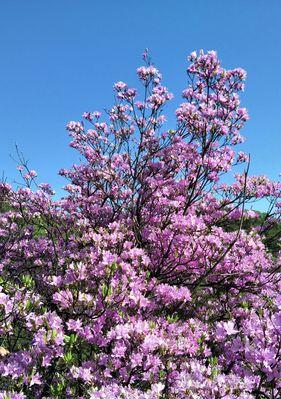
[0,50,281,398]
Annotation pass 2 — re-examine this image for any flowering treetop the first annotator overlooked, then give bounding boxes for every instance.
[0,50,280,399]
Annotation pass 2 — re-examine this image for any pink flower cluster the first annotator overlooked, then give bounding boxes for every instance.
[0,50,280,398]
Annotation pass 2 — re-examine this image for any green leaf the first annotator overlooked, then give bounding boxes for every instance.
[102,283,108,297]
[167,314,179,323]
[159,370,166,379]
[63,351,73,363]
[21,275,34,288]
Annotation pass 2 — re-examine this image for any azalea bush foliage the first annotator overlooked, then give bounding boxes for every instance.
[0,50,281,399]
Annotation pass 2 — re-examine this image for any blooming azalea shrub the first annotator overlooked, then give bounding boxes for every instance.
[0,50,281,399]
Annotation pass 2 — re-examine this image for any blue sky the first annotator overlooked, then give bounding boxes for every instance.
[0,0,280,196]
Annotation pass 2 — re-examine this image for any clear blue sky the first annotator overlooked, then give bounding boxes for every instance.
[0,0,280,195]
